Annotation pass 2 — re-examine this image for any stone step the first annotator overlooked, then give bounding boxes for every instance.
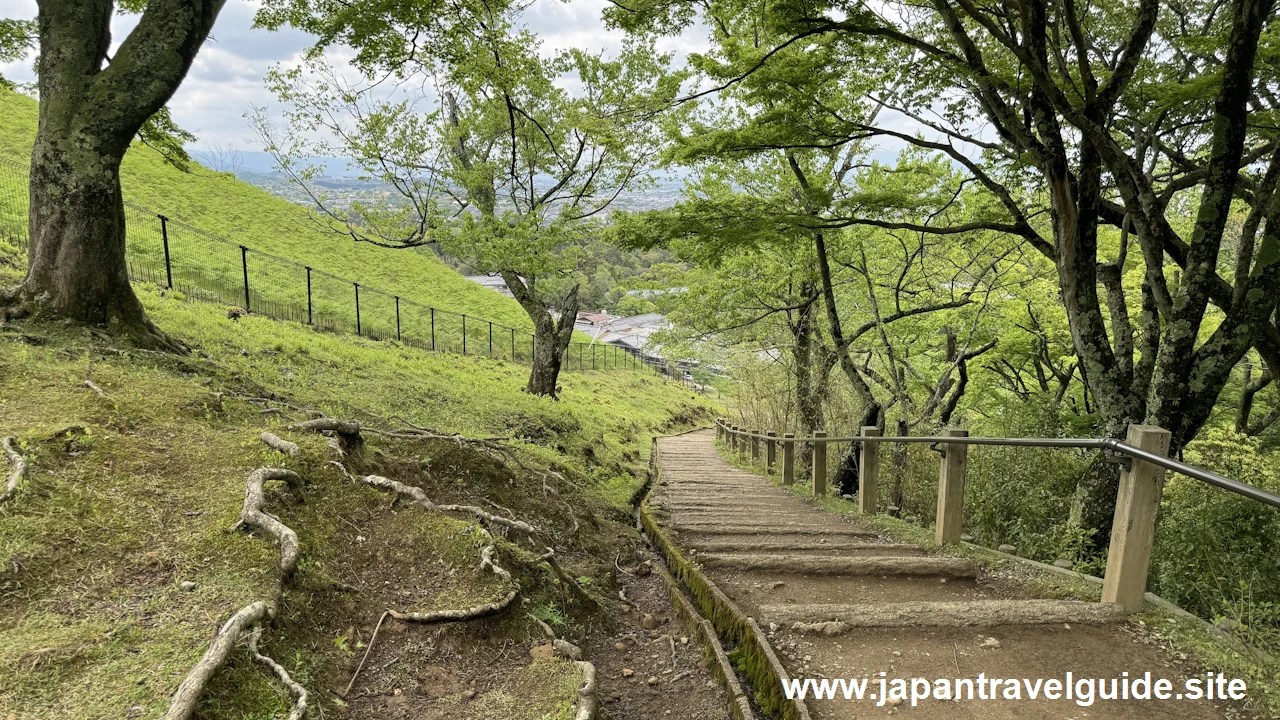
[687,540,925,557]
[759,599,1125,632]
[695,554,979,578]
[675,525,878,538]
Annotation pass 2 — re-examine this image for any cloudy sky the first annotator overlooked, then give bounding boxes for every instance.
[0,0,708,152]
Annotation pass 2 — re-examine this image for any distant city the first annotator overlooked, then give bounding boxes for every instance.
[196,151,687,216]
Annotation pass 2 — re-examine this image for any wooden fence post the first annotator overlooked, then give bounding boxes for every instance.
[812,431,828,497]
[716,419,723,442]
[730,425,740,454]
[782,433,795,485]
[1102,425,1171,613]
[766,431,777,474]
[750,429,761,462]
[859,426,880,515]
[935,428,969,545]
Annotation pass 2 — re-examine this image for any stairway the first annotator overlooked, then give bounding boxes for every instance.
[651,430,1232,719]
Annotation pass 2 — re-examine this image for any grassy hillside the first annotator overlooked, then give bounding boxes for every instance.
[0,273,717,718]
[0,88,537,343]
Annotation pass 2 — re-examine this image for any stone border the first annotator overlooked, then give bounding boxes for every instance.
[654,563,757,720]
[638,432,812,720]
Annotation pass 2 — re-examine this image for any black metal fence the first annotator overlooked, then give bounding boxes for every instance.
[0,156,701,388]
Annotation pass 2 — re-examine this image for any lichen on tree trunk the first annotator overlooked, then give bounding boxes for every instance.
[5,0,224,350]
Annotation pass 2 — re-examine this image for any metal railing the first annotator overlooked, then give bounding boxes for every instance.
[0,155,703,390]
[714,421,1280,509]
[714,418,1280,613]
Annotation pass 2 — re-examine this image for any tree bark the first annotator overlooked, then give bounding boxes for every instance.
[506,272,577,399]
[6,0,224,349]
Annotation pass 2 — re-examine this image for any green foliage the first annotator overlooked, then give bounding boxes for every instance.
[254,0,687,314]
[0,17,35,88]
[135,106,197,173]
[1155,429,1280,634]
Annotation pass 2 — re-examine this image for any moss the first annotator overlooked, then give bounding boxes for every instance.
[0,291,717,718]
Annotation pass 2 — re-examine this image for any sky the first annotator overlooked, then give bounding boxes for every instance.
[0,0,709,152]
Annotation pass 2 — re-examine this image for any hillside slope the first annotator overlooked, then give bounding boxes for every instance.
[0,278,718,718]
[0,88,534,334]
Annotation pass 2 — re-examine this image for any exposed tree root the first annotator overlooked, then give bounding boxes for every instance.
[358,473,523,626]
[238,468,304,578]
[249,627,310,720]
[288,417,364,455]
[536,547,602,608]
[387,588,520,623]
[290,415,518,463]
[260,432,300,457]
[83,379,106,397]
[161,601,274,720]
[165,465,310,718]
[362,474,536,535]
[1,436,27,503]
[289,417,363,436]
[573,660,598,720]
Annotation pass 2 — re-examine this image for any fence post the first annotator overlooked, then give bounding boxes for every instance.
[782,433,795,485]
[858,426,880,514]
[750,429,760,462]
[730,425,740,454]
[239,246,250,311]
[1102,425,1172,613]
[935,428,969,545]
[462,314,467,354]
[305,267,313,325]
[159,215,173,289]
[716,419,724,442]
[353,283,361,335]
[430,308,436,350]
[766,431,777,473]
[395,296,401,341]
[812,431,828,496]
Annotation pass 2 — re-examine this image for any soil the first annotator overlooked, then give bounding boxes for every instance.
[580,546,732,720]
[266,454,734,720]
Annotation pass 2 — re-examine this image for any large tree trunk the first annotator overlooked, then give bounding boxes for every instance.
[506,273,578,399]
[5,0,224,349]
[791,284,823,470]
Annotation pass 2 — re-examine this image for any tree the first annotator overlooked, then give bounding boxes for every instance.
[0,18,36,89]
[612,0,1280,534]
[254,0,682,397]
[2,1,224,349]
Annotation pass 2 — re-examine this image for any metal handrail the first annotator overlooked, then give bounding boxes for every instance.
[714,419,1280,510]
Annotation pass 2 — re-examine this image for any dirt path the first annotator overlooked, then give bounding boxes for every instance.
[651,430,1239,719]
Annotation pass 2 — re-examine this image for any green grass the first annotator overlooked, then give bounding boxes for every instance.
[0,278,718,718]
[0,88,544,348]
